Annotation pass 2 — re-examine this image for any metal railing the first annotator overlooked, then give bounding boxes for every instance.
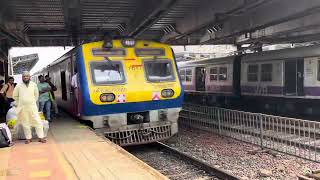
[179,104,320,162]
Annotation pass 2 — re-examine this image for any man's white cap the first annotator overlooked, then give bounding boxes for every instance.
[22,71,30,76]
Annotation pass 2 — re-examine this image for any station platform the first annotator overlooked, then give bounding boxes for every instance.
[0,115,168,180]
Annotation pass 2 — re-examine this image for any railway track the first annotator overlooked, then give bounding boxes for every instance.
[126,142,239,180]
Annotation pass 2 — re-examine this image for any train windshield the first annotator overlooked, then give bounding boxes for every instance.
[90,61,125,84]
[144,60,175,82]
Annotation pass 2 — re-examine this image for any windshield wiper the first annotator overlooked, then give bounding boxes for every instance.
[104,57,120,74]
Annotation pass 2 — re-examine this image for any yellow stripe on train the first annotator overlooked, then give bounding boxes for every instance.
[81,40,182,105]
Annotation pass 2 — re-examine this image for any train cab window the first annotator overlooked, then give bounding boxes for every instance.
[261,64,273,82]
[90,61,125,84]
[185,69,192,82]
[144,60,175,82]
[248,64,258,82]
[209,67,218,81]
[219,67,227,81]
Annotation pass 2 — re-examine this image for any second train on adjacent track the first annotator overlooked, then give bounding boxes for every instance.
[178,45,320,118]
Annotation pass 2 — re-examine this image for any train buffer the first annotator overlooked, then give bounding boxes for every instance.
[0,116,168,180]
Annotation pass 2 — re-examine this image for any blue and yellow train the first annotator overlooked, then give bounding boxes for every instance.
[33,38,184,146]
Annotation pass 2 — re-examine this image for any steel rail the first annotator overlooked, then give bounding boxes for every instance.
[154,141,240,180]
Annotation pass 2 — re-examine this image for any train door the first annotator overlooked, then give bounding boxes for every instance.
[61,71,67,100]
[70,54,79,116]
[195,67,206,91]
[297,60,304,96]
[284,59,304,96]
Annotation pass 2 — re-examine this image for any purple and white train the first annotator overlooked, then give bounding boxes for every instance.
[178,45,320,118]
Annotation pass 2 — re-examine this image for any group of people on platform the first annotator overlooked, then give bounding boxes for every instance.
[0,71,59,145]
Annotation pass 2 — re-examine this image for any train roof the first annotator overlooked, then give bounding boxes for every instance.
[178,55,236,68]
[242,44,320,62]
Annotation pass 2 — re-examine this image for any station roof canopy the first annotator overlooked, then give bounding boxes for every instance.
[11,53,39,74]
[1,0,320,47]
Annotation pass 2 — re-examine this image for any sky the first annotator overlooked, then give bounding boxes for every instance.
[9,46,74,74]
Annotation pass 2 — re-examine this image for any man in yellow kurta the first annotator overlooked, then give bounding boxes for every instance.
[13,71,46,144]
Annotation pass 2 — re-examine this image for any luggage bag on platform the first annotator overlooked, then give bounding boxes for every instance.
[0,123,11,148]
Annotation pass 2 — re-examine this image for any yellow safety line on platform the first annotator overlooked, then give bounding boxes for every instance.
[29,170,51,178]
[27,148,44,153]
[27,158,48,165]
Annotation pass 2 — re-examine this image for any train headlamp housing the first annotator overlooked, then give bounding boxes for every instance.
[121,39,136,47]
[103,33,113,49]
[161,89,174,98]
[100,93,115,102]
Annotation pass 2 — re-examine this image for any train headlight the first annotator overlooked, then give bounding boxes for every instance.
[100,93,115,102]
[121,39,136,47]
[161,89,174,98]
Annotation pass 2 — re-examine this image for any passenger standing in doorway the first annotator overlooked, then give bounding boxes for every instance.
[71,68,80,116]
[13,71,46,144]
[37,75,52,122]
[45,75,58,117]
[0,77,15,113]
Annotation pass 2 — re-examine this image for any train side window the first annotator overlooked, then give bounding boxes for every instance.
[185,69,192,82]
[219,67,227,81]
[261,64,273,82]
[209,67,218,81]
[179,69,185,82]
[318,61,320,81]
[248,64,258,82]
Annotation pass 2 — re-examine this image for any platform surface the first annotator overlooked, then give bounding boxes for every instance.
[0,116,168,180]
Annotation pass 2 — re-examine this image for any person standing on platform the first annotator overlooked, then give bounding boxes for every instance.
[37,75,52,122]
[13,71,46,144]
[45,75,58,117]
[1,77,15,103]
[0,77,15,113]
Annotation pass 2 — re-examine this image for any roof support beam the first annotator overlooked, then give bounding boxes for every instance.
[0,0,30,46]
[201,0,320,44]
[63,0,81,45]
[161,0,263,43]
[232,11,320,45]
[161,0,320,45]
[125,0,177,38]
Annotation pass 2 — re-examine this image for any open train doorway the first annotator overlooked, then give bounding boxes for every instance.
[284,59,304,96]
[195,67,206,91]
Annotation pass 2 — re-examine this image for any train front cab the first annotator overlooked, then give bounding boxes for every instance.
[77,39,183,145]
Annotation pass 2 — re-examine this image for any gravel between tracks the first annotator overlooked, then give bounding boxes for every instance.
[165,126,320,180]
[127,145,219,180]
